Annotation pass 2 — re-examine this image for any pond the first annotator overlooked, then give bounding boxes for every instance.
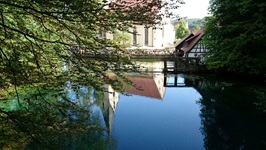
[0,61,266,150]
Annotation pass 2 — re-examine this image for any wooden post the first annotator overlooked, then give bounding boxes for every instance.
[174,58,178,73]
[163,74,167,87]
[164,59,167,72]
[174,75,178,87]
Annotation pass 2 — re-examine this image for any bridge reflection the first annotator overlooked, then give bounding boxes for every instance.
[163,74,194,87]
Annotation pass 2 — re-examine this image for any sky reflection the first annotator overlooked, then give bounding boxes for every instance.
[105,74,204,150]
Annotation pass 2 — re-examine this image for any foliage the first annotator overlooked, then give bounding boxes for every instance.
[174,19,190,39]
[0,0,184,148]
[196,79,266,149]
[0,0,183,91]
[113,30,131,48]
[0,84,113,149]
[194,24,201,30]
[174,39,180,44]
[204,0,266,75]
[186,18,205,29]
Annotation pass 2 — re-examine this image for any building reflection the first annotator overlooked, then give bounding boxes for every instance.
[100,72,166,132]
[100,71,266,149]
[100,61,199,132]
[125,74,166,100]
[100,72,197,132]
[101,84,119,132]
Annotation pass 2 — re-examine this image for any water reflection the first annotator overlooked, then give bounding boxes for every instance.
[1,63,266,149]
[101,71,266,149]
[108,73,204,149]
[194,78,266,149]
[101,84,119,132]
[0,84,116,149]
[125,74,165,99]
[164,74,194,87]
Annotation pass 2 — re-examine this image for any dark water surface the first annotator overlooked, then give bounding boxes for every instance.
[0,62,266,150]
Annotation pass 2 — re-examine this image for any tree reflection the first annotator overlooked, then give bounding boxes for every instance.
[0,83,117,149]
[193,77,266,149]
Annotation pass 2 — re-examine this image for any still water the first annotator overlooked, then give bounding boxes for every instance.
[110,76,204,150]
[99,72,266,150]
[0,62,266,150]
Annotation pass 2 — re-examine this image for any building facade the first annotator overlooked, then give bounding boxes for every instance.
[103,0,175,49]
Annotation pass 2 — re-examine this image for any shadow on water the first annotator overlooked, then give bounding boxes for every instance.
[190,75,266,150]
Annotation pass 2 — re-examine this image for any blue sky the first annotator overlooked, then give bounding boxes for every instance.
[174,0,210,19]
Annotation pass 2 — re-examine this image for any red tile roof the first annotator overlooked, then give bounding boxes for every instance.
[175,28,205,53]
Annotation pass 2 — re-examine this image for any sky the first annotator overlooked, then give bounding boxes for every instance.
[173,0,211,19]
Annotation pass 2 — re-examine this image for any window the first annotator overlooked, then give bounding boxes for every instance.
[98,29,106,39]
[113,32,116,39]
[133,28,137,45]
[145,27,149,46]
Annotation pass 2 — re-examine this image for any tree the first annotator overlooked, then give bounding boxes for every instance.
[0,84,114,149]
[194,24,201,30]
[204,0,266,75]
[175,19,190,39]
[0,0,183,91]
[187,18,205,29]
[113,30,132,48]
[194,77,266,149]
[0,0,184,147]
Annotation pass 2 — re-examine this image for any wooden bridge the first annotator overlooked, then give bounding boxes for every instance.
[78,29,207,73]
[128,29,207,73]
[163,56,206,73]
